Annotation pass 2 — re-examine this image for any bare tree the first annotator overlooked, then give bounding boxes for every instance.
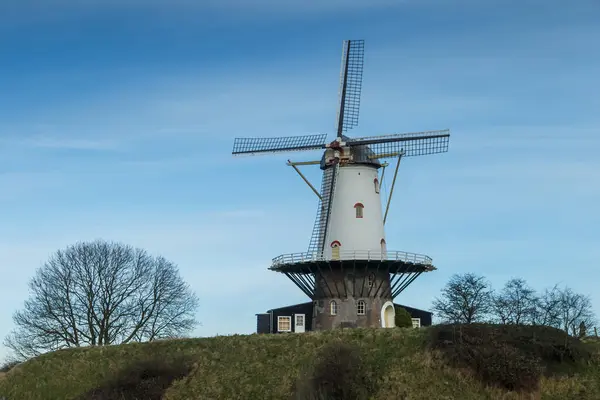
[491,278,537,325]
[431,273,493,324]
[531,285,562,327]
[4,240,199,360]
[557,287,596,336]
[531,284,596,336]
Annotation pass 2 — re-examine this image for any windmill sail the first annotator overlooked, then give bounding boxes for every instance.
[347,129,450,157]
[306,41,365,254]
[232,133,327,155]
[307,164,338,255]
[336,40,364,136]
[306,42,363,254]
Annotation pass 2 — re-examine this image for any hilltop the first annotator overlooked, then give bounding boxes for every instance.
[0,324,599,400]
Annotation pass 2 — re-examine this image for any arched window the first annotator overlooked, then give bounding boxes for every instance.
[367,273,375,288]
[374,178,380,194]
[354,202,364,218]
[330,300,338,315]
[357,300,366,315]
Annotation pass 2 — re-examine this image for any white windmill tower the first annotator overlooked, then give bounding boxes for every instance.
[233,40,450,330]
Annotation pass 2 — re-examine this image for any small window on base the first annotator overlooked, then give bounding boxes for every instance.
[278,316,292,332]
[357,300,366,315]
[367,273,375,288]
[330,300,338,315]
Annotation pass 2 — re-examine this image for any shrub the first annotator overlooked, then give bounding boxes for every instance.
[77,354,193,400]
[427,324,594,392]
[0,360,20,374]
[293,341,373,400]
[394,306,413,328]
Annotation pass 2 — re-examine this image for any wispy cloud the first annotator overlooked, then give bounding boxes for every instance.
[0,171,69,201]
[23,134,119,151]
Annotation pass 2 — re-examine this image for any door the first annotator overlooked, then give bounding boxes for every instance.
[381,301,396,328]
[295,314,306,333]
[330,241,341,260]
[331,246,340,260]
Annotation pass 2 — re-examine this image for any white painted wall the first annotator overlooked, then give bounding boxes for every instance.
[324,163,386,260]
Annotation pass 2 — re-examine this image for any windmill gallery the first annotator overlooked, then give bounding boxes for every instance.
[233,40,451,334]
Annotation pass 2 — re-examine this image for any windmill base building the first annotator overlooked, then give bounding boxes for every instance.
[233,40,450,333]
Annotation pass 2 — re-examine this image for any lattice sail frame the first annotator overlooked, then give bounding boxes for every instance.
[232,133,328,155]
[349,129,450,158]
[306,165,338,254]
[337,40,365,136]
[231,130,450,158]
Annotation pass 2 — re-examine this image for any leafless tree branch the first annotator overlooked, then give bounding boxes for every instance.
[3,240,200,360]
[491,278,537,325]
[431,273,493,324]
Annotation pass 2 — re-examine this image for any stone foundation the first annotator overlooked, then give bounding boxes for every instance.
[312,268,394,330]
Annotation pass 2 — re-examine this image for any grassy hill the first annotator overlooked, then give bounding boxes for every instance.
[0,324,599,400]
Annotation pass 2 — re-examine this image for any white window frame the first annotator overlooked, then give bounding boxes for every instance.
[330,300,338,315]
[411,318,421,328]
[357,300,366,315]
[374,178,380,193]
[277,316,292,332]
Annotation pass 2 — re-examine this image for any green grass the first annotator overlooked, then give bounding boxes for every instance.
[0,326,599,400]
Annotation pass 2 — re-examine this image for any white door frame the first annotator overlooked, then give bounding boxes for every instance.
[381,301,396,328]
[294,314,306,333]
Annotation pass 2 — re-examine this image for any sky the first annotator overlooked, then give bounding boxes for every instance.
[1,0,599,360]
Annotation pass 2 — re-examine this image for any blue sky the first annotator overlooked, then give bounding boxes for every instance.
[1,0,599,360]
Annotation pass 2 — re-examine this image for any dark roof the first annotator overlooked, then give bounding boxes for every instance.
[395,304,433,316]
[343,134,382,167]
[319,135,382,168]
[266,302,312,313]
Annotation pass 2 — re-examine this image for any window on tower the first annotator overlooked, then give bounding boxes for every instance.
[380,238,387,255]
[354,202,364,218]
[330,300,338,315]
[357,300,366,315]
[374,178,380,193]
[367,273,375,288]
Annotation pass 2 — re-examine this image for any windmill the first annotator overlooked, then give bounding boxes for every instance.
[233,40,450,330]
